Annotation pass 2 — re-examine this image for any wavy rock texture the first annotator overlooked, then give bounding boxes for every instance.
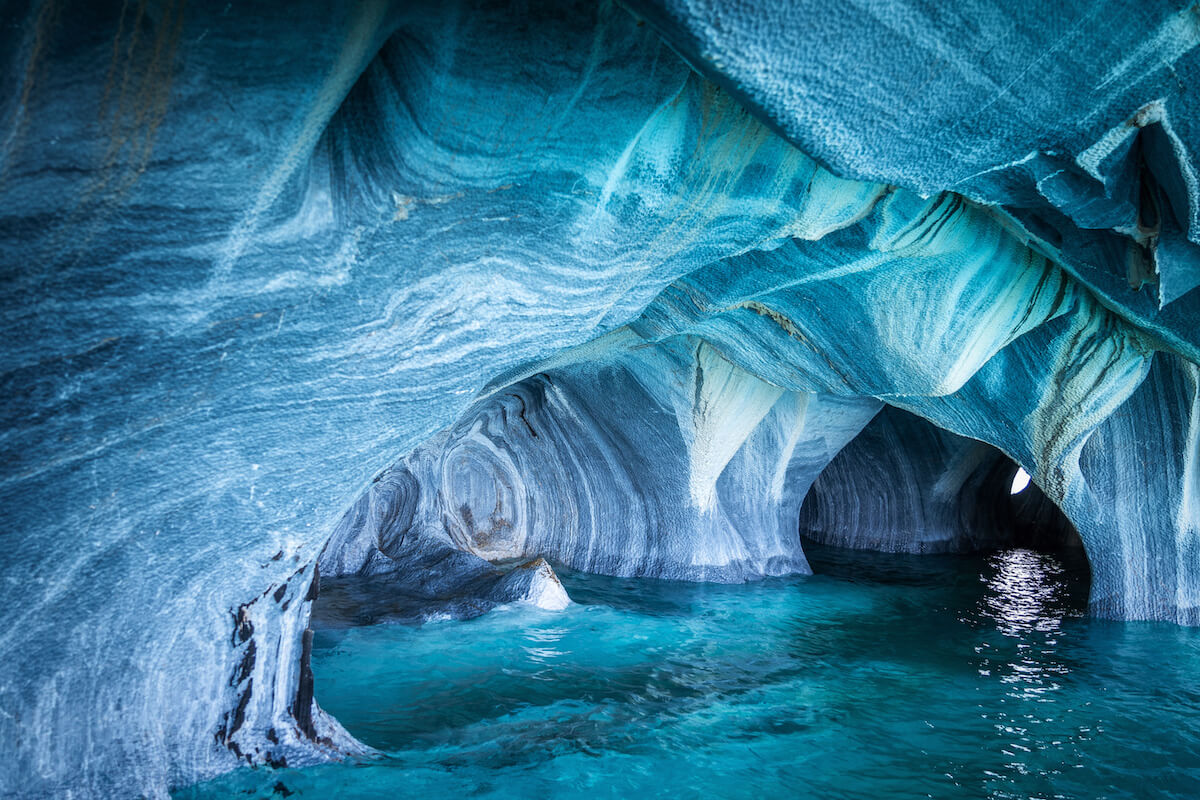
[322,338,880,583]
[1070,352,1200,620]
[1,0,1199,797]
[627,0,1200,318]
[798,406,1078,554]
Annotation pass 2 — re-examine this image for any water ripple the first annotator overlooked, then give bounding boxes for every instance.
[180,547,1200,799]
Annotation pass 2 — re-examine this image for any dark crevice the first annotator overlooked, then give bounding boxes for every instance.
[798,405,1088,571]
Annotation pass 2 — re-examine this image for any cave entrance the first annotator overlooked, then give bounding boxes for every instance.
[1010,467,1031,494]
[796,405,1090,608]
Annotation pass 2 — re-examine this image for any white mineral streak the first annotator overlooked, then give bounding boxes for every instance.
[685,343,784,511]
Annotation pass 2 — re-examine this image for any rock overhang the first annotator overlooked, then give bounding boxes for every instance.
[2,1,1199,797]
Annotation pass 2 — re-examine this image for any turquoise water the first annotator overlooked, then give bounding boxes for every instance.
[178,546,1200,798]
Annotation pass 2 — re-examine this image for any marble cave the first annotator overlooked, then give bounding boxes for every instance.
[2,1,1199,797]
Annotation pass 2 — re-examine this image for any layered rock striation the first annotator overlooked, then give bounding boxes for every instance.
[1,0,1198,797]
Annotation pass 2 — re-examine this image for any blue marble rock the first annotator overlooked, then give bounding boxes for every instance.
[798,406,1078,554]
[320,336,881,585]
[0,0,1198,797]
[626,0,1200,315]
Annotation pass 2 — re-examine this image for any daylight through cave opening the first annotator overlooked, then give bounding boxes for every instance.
[797,405,1084,558]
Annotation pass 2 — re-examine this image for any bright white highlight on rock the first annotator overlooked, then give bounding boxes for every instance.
[1011,467,1031,495]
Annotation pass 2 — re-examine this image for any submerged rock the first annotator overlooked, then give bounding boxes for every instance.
[494,558,571,612]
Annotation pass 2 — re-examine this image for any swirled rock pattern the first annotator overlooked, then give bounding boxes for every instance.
[321,338,880,583]
[627,0,1200,313]
[798,406,1078,554]
[2,0,1199,797]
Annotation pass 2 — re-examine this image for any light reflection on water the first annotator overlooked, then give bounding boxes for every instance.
[981,547,1069,636]
[978,548,1073,709]
[177,546,1200,800]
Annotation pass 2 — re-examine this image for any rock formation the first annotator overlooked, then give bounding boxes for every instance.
[1,0,1197,796]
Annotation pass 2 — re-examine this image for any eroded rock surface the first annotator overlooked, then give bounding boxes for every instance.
[2,0,1199,797]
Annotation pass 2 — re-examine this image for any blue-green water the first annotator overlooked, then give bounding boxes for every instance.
[178,546,1200,798]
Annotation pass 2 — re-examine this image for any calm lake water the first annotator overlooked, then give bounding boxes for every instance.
[177,545,1200,799]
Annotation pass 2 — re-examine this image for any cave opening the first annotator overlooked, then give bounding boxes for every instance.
[300,384,1100,741]
[797,405,1091,610]
[290,392,1118,800]
[307,376,1096,637]
[797,406,1086,555]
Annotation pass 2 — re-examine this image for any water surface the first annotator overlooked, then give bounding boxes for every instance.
[177,546,1200,798]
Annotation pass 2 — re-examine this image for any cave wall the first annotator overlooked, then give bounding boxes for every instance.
[1071,352,1200,622]
[0,4,884,795]
[797,406,1077,555]
[0,0,1198,797]
[322,337,881,583]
